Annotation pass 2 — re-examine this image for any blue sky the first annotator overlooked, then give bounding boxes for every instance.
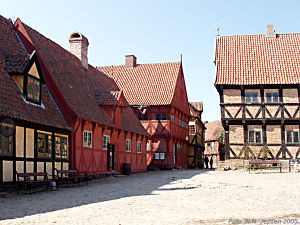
[1,0,300,122]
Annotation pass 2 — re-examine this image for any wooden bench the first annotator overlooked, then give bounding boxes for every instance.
[54,169,88,188]
[248,160,282,173]
[16,172,50,194]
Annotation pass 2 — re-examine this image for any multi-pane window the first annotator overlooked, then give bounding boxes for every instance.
[137,142,142,153]
[154,152,165,160]
[178,119,182,127]
[182,121,185,128]
[83,131,92,148]
[156,113,167,121]
[189,125,195,133]
[26,76,41,103]
[55,134,69,159]
[171,114,175,123]
[0,134,13,156]
[245,92,259,103]
[147,140,150,151]
[286,131,299,144]
[138,113,148,121]
[103,135,110,150]
[266,92,279,103]
[126,139,131,152]
[248,131,261,144]
[37,131,52,158]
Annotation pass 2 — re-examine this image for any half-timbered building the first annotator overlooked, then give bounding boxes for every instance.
[12,18,149,176]
[215,25,300,161]
[98,56,190,168]
[187,102,205,168]
[0,16,72,183]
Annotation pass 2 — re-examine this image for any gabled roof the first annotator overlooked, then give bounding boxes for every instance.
[16,19,148,136]
[205,120,224,142]
[0,15,71,130]
[98,62,181,106]
[189,102,203,118]
[215,33,300,85]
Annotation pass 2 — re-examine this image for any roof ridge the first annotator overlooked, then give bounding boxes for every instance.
[97,61,181,68]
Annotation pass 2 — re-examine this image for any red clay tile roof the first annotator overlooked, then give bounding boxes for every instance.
[205,120,224,141]
[20,21,148,136]
[190,102,203,112]
[95,91,121,106]
[97,62,181,106]
[0,16,71,130]
[215,34,300,85]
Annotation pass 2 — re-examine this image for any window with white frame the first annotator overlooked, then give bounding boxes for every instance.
[266,92,279,103]
[137,142,142,153]
[154,152,165,160]
[126,139,131,152]
[171,114,175,123]
[83,131,92,148]
[286,131,299,144]
[147,140,150,151]
[103,135,110,150]
[248,131,261,144]
[245,92,259,103]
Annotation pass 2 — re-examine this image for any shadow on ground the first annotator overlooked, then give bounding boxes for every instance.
[0,168,213,220]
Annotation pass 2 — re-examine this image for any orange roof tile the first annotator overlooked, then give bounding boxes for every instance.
[215,34,300,85]
[98,62,181,106]
[205,120,224,141]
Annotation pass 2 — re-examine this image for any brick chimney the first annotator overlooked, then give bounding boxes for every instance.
[266,24,276,38]
[125,55,136,68]
[69,32,89,69]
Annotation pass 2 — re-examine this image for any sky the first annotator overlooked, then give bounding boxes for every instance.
[1,0,300,122]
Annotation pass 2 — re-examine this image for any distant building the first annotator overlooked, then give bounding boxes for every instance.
[215,25,300,161]
[98,56,190,168]
[204,121,225,162]
[187,102,206,168]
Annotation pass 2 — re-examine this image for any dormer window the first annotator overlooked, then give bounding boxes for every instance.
[25,75,41,103]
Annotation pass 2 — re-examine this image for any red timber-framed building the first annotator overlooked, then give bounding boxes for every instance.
[11,18,149,177]
[98,55,190,168]
[215,25,300,162]
[0,15,72,183]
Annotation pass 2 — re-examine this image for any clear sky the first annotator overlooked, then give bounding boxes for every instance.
[1,0,300,122]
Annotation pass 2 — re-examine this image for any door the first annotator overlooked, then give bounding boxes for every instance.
[107,144,115,170]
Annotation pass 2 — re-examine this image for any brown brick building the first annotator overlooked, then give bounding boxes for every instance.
[215,25,300,161]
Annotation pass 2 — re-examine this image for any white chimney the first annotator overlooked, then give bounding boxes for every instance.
[266,24,276,38]
[69,32,89,69]
[125,55,137,68]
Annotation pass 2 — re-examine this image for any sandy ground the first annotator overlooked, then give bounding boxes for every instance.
[1,169,300,225]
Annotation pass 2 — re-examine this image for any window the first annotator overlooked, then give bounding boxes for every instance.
[138,113,148,121]
[0,134,13,156]
[37,131,52,158]
[245,92,259,103]
[126,139,131,152]
[207,142,214,148]
[55,134,69,159]
[189,125,195,133]
[286,131,299,144]
[83,131,92,148]
[266,92,279,103]
[137,142,142,153]
[147,140,150,151]
[182,121,185,128]
[178,119,182,126]
[156,113,167,121]
[177,144,184,153]
[248,131,261,144]
[186,123,188,130]
[26,76,41,103]
[155,152,165,160]
[171,114,175,123]
[103,135,110,150]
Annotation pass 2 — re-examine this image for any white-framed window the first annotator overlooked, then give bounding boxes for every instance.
[83,131,92,148]
[137,142,142,153]
[248,131,261,144]
[126,139,131,152]
[266,92,279,103]
[286,131,299,144]
[171,114,175,123]
[147,140,150,151]
[103,135,110,150]
[154,152,165,160]
[245,92,259,103]
[189,125,195,132]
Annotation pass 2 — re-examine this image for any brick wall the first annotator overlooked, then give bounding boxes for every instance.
[223,89,241,103]
[283,88,298,103]
[266,125,281,144]
[229,125,244,144]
